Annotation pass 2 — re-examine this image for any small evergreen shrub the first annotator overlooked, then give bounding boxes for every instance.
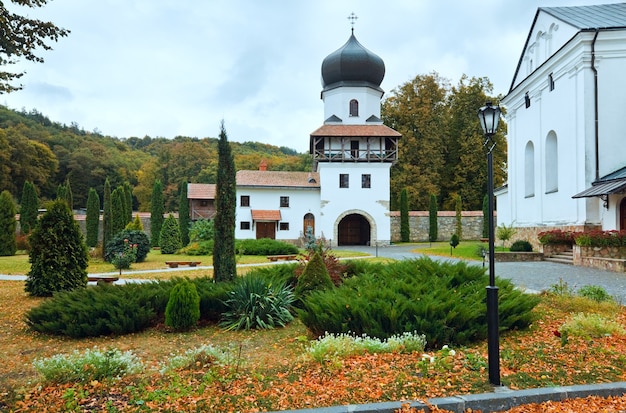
[577,285,613,303]
[165,280,201,331]
[509,240,533,252]
[220,273,295,331]
[105,229,150,263]
[235,238,298,256]
[110,239,137,270]
[178,240,214,256]
[298,257,539,348]
[25,283,155,338]
[189,218,214,242]
[33,347,142,384]
[125,214,144,231]
[294,252,334,302]
[160,214,182,254]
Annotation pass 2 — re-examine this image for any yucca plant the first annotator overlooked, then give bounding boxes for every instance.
[220,274,295,331]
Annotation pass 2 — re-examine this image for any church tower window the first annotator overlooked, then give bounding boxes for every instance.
[349,99,359,117]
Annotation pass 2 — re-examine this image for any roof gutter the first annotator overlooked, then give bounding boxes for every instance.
[591,29,600,181]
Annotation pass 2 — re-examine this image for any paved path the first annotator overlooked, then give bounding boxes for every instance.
[3,244,626,302]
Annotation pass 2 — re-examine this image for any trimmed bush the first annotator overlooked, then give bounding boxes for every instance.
[235,238,298,256]
[160,214,182,254]
[220,273,294,331]
[165,280,201,331]
[294,252,334,302]
[105,229,150,263]
[509,240,532,252]
[297,257,540,348]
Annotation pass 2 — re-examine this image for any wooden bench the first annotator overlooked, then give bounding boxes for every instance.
[88,276,119,284]
[165,261,201,268]
[267,255,297,262]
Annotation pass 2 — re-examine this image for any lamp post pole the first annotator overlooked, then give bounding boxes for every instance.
[478,102,502,386]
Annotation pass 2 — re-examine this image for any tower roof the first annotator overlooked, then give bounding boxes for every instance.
[321,31,385,92]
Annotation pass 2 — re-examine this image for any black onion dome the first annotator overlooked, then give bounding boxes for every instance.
[321,32,385,91]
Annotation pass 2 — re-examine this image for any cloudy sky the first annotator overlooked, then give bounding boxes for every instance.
[1,0,618,152]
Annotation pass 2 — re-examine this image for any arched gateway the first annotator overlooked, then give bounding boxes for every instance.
[337,213,371,245]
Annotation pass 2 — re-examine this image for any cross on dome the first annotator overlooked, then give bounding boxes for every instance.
[347,12,358,32]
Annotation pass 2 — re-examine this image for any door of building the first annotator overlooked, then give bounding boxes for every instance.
[303,213,315,236]
[256,222,276,239]
[621,198,626,230]
[338,214,370,245]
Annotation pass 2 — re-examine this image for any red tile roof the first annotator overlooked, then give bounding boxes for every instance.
[310,124,401,137]
[236,171,320,188]
[251,210,281,221]
[187,183,216,199]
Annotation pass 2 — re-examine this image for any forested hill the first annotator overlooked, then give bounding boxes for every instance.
[0,106,311,211]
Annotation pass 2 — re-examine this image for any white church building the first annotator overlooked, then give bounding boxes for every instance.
[234,29,401,246]
[496,3,626,241]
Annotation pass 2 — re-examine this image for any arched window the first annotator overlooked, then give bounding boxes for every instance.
[545,132,558,193]
[349,99,359,117]
[525,141,535,198]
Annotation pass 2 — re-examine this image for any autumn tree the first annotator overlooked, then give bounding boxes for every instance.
[25,200,88,297]
[85,187,100,247]
[150,180,164,247]
[178,180,190,246]
[0,1,69,93]
[19,181,38,234]
[0,190,17,256]
[213,122,237,282]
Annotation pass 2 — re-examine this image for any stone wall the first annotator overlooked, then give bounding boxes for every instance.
[513,224,600,251]
[390,211,487,242]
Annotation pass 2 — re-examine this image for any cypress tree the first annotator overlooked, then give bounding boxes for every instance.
[160,214,182,254]
[25,200,88,297]
[455,195,463,241]
[213,121,237,282]
[178,180,190,247]
[111,187,126,236]
[0,190,17,256]
[150,180,164,247]
[482,194,489,239]
[65,177,73,211]
[56,183,67,203]
[85,188,100,247]
[102,179,112,257]
[399,188,410,242]
[428,193,438,242]
[123,181,133,224]
[20,181,39,235]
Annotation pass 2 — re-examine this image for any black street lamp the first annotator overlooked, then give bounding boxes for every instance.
[477,101,502,386]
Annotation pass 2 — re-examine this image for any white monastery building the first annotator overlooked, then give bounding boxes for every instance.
[496,3,626,239]
[233,29,401,246]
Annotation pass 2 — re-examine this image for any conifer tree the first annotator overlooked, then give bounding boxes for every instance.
[85,188,100,247]
[102,179,112,257]
[428,193,438,243]
[160,214,182,254]
[0,190,17,256]
[213,121,237,282]
[65,177,73,210]
[150,180,164,247]
[455,195,463,241]
[123,182,133,224]
[19,181,39,235]
[25,200,88,296]
[178,180,190,247]
[400,188,410,242]
[111,187,126,236]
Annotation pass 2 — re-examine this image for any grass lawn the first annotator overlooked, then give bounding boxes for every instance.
[411,241,508,261]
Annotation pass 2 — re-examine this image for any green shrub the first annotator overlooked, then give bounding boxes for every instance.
[294,252,334,302]
[496,223,517,247]
[179,240,214,256]
[220,273,295,331]
[33,347,142,384]
[189,218,214,242]
[577,285,613,303]
[160,214,182,254]
[298,257,540,348]
[25,283,155,338]
[450,233,459,248]
[235,238,298,256]
[159,344,232,374]
[105,229,150,263]
[110,239,137,270]
[165,280,201,331]
[559,312,626,340]
[509,240,533,252]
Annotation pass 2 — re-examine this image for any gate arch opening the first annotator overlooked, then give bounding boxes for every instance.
[338,213,371,245]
